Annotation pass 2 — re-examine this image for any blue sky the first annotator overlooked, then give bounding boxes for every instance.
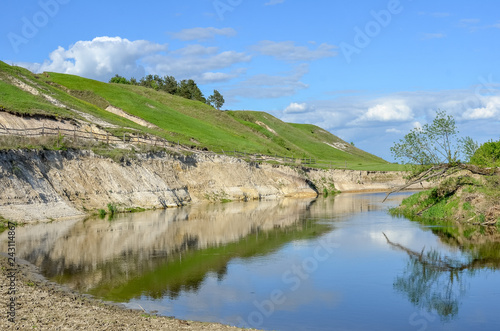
[2,0,500,161]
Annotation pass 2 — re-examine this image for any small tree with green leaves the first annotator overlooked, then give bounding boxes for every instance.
[385,110,480,201]
[207,90,225,110]
[109,74,130,85]
[391,110,478,168]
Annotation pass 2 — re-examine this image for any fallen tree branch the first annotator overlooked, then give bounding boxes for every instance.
[383,163,500,203]
[382,165,450,202]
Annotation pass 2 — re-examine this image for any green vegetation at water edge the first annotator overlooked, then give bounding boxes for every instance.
[390,175,500,230]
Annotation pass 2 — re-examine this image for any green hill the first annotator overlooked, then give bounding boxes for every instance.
[0,61,399,170]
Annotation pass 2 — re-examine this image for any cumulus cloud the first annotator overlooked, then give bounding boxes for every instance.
[169,27,237,41]
[462,96,500,119]
[284,102,310,114]
[34,36,166,81]
[26,36,251,84]
[251,41,338,61]
[356,100,414,123]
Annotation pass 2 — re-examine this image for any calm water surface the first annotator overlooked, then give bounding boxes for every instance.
[2,192,500,330]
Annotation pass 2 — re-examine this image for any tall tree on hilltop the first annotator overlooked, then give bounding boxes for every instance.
[177,79,206,103]
[207,90,225,110]
[163,75,177,95]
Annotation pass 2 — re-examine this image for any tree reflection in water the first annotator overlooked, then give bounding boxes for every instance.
[383,232,500,321]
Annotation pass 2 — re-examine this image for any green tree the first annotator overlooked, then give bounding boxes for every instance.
[109,74,130,85]
[207,90,225,110]
[177,79,206,103]
[470,140,500,167]
[385,110,480,201]
[162,75,177,95]
[391,110,475,166]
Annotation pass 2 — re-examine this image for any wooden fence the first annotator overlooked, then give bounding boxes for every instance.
[0,125,178,148]
[0,126,350,169]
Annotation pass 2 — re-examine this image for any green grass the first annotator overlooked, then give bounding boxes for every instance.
[0,61,395,170]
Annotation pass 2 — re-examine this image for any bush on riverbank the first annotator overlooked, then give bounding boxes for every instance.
[390,173,500,230]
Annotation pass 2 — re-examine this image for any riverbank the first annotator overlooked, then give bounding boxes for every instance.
[0,149,428,224]
[390,169,500,243]
[0,254,248,330]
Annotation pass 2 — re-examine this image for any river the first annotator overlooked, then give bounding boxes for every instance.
[2,192,500,330]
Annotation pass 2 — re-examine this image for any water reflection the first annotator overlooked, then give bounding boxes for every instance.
[2,192,500,330]
[384,232,500,321]
[1,198,333,301]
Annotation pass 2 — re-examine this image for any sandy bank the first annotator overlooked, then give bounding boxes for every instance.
[0,254,249,330]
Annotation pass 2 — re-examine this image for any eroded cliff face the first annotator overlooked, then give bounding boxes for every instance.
[0,150,316,222]
[0,149,425,223]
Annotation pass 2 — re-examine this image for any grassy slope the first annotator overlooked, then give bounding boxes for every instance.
[0,61,399,170]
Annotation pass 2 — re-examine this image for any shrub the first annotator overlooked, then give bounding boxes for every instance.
[107,203,117,215]
[470,140,500,167]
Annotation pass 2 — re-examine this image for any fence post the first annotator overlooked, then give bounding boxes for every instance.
[42,124,45,136]
[106,132,109,145]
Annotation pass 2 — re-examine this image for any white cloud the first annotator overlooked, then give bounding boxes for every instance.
[172,44,219,56]
[145,47,251,83]
[284,102,310,114]
[463,96,500,119]
[251,41,338,61]
[358,101,413,123]
[22,36,251,84]
[226,64,309,99]
[169,27,237,41]
[277,88,500,162]
[197,68,247,84]
[265,0,285,5]
[33,36,166,81]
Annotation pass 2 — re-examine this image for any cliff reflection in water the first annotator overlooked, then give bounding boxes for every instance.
[7,198,335,300]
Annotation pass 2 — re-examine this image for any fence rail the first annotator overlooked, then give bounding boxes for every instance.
[0,126,351,169]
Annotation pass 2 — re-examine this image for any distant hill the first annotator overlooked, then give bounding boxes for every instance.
[0,61,397,170]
